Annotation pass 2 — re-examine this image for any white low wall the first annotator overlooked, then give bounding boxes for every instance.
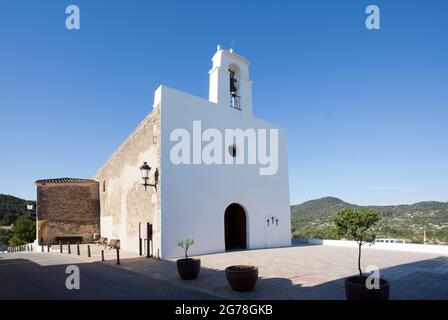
[307,239,448,256]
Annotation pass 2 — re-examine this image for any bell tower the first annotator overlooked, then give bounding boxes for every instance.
[209,45,253,114]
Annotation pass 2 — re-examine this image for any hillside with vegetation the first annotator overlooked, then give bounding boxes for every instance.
[0,194,35,225]
[291,197,448,244]
[0,194,36,247]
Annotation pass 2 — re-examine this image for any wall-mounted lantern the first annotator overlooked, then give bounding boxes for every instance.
[26,202,35,218]
[139,162,159,191]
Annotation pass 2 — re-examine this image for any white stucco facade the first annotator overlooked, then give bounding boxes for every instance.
[95,47,291,259]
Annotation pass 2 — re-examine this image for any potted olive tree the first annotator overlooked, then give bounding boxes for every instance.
[176,238,200,280]
[333,207,390,300]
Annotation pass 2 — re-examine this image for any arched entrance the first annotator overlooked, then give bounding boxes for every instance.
[224,203,247,251]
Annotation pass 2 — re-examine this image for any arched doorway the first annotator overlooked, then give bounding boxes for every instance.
[224,203,247,251]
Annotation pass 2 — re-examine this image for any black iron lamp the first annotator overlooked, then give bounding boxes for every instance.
[140,162,159,191]
[26,202,36,218]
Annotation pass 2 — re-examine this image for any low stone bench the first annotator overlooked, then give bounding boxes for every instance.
[107,239,120,250]
[55,236,83,244]
[95,237,108,246]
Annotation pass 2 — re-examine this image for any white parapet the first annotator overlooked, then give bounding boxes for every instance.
[307,239,448,256]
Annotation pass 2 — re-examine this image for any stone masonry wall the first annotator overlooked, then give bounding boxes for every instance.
[36,182,100,244]
[94,105,161,255]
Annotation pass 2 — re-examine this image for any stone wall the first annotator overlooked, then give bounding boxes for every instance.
[36,182,100,244]
[94,105,161,255]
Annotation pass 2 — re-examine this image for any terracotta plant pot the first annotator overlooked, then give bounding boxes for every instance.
[176,258,201,280]
[225,265,258,292]
[345,275,390,300]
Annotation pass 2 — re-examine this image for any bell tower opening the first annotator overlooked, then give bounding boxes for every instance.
[228,64,241,110]
[208,45,253,114]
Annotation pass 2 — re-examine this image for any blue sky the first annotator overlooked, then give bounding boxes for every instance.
[0,0,447,205]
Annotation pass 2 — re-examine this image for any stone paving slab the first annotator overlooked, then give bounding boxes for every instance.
[0,252,217,299]
[112,244,448,300]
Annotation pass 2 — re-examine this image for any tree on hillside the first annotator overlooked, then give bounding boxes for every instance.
[8,216,36,246]
[0,229,10,246]
[333,207,380,277]
[0,194,36,225]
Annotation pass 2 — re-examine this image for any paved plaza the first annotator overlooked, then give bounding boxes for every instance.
[0,249,214,299]
[2,243,448,299]
[115,243,448,300]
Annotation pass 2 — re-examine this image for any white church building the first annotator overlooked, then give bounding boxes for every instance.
[94,47,291,259]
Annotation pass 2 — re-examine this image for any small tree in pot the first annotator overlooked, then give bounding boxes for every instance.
[176,238,200,280]
[333,207,390,300]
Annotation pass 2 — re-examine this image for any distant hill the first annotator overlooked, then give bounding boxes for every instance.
[291,197,356,226]
[0,194,35,225]
[291,197,448,244]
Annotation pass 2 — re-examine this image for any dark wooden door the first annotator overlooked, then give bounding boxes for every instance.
[224,203,246,250]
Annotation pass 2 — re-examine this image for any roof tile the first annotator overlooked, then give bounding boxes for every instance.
[35,178,97,185]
